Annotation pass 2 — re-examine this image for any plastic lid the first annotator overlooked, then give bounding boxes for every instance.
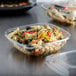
[45,50,76,76]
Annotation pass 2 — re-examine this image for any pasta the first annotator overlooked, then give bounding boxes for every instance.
[8,24,64,56]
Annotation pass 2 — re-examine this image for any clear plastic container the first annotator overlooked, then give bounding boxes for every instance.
[45,50,76,76]
[41,2,76,26]
[5,23,70,56]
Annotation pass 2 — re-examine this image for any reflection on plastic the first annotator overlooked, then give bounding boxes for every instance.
[45,50,76,76]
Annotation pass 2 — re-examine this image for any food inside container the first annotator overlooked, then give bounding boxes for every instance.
[0,0,30,7]
[41,3,76,26]
[5,23,70,56]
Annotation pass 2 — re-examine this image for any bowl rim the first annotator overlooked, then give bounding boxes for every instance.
[41,3,76,11]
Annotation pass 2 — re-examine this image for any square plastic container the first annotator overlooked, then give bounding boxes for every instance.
[5,23,70,56]
[45,50,76,76]
[41,2,76,26]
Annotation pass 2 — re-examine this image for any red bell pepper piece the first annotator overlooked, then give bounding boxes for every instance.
[47,31,52,36]
[52,28,56,31]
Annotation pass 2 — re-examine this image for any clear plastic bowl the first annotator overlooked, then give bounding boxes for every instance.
[41,3,76,26]
[45,50,76,76]
[5,23,71,56]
